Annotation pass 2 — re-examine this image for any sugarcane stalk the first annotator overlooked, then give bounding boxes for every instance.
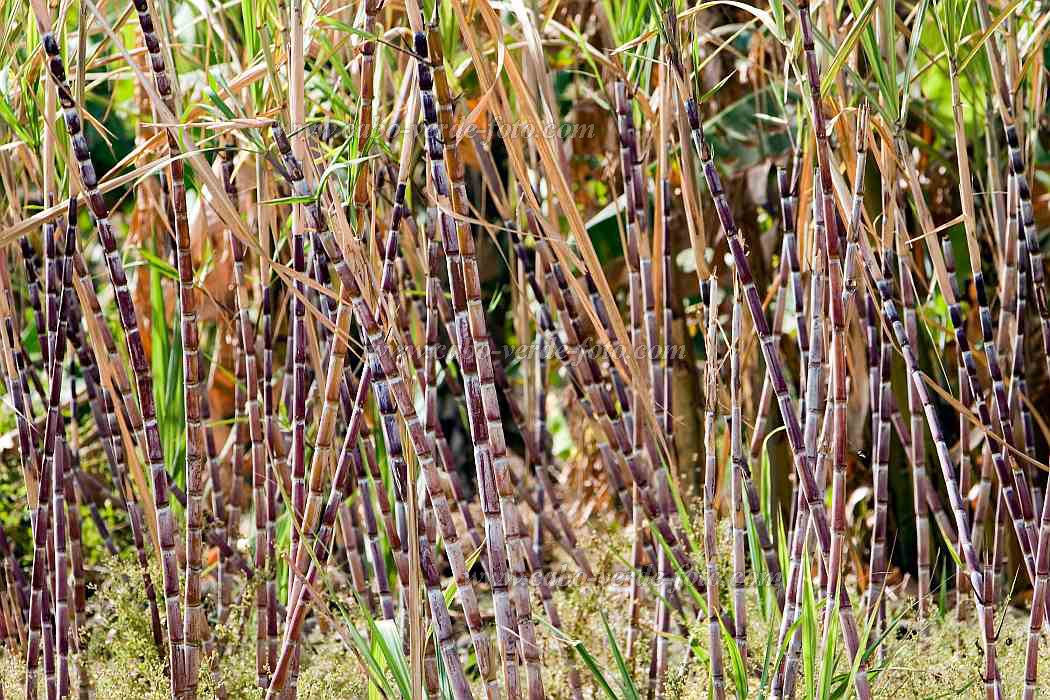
[974,0,1050,389]
[69,249,144,452]
[773,197,830,698]
[260,279,280,669]
[217,144,273,686]
[423,23,545,697]
[125,3,210,689]
[53,405,70,700]
[852,218,999,684]
[1020,182,1050,699]
[19,236,49,373]
[702,278,725,700]
[730,281,747,661]
[672,32,871,695]
[541,239,696,583]
[418,503,476,700]
[525,332,586,699]
[335,501,372,614]
[63,328,119,560]
[948,60,1037,549]
[27,208,68,700]
[864,288,892,620]
[266,118,501,699]
[34,18,185,695]
[264,368,389,698]
[64,387,89,700]
[1023,441,1050,699]
[796,1,868,678]
[353,421,396,622]
[53,214,78,700]
[516,237,675,595]
[0,314,40,625]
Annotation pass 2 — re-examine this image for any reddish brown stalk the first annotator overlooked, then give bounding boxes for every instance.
[96,369,164,650]
[352,7,417,640]
[957,362,972,616]
[653,173,677,676]
[411,283,488,568]
[541,264,635,517]
[796,4,866,679]
[35,21,185,696]
[613,83,641,392]
[613,93,684,641]
[773,206,829,699]
[890,250,932,612]
[354,436,395,621]
[1009,288,1038,510]
[486,330,597,570]
[368,355,413,652]
[1021,184,1050,699]
[927,162,1039,583]
[287,159,308,625]
[613,81,660,469]
[777,166,808,390]
[974,1,1050,387]
[658,180,674,441]
[1024,434,1050,698]
[524,332,585,698]
[747,254,788,465]
[200,396,231,625]
[413,219,479,700]
[70,249,143,447]
[53,217,77,700]
[65,323,119,560]
[983,558,1003,700]
[269,128,411,625]
[853,225,999,680]
[945,66,1036,566]
[397,249,511,575]
[263,280,287,468]
[65,267,175,630]
[418,507,476,700]
[335,501,371,613]
[0,314,40,624]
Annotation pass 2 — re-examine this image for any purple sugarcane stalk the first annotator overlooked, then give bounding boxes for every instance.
[729,282,747,660]
[126,2,211,688]
[35,21,185,696]
[702,279,725,700]
[672,22,873,694]
[423,25,539,698]
[265,116,499,698]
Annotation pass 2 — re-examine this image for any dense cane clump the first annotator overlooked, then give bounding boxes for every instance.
[2,0,1050,698]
